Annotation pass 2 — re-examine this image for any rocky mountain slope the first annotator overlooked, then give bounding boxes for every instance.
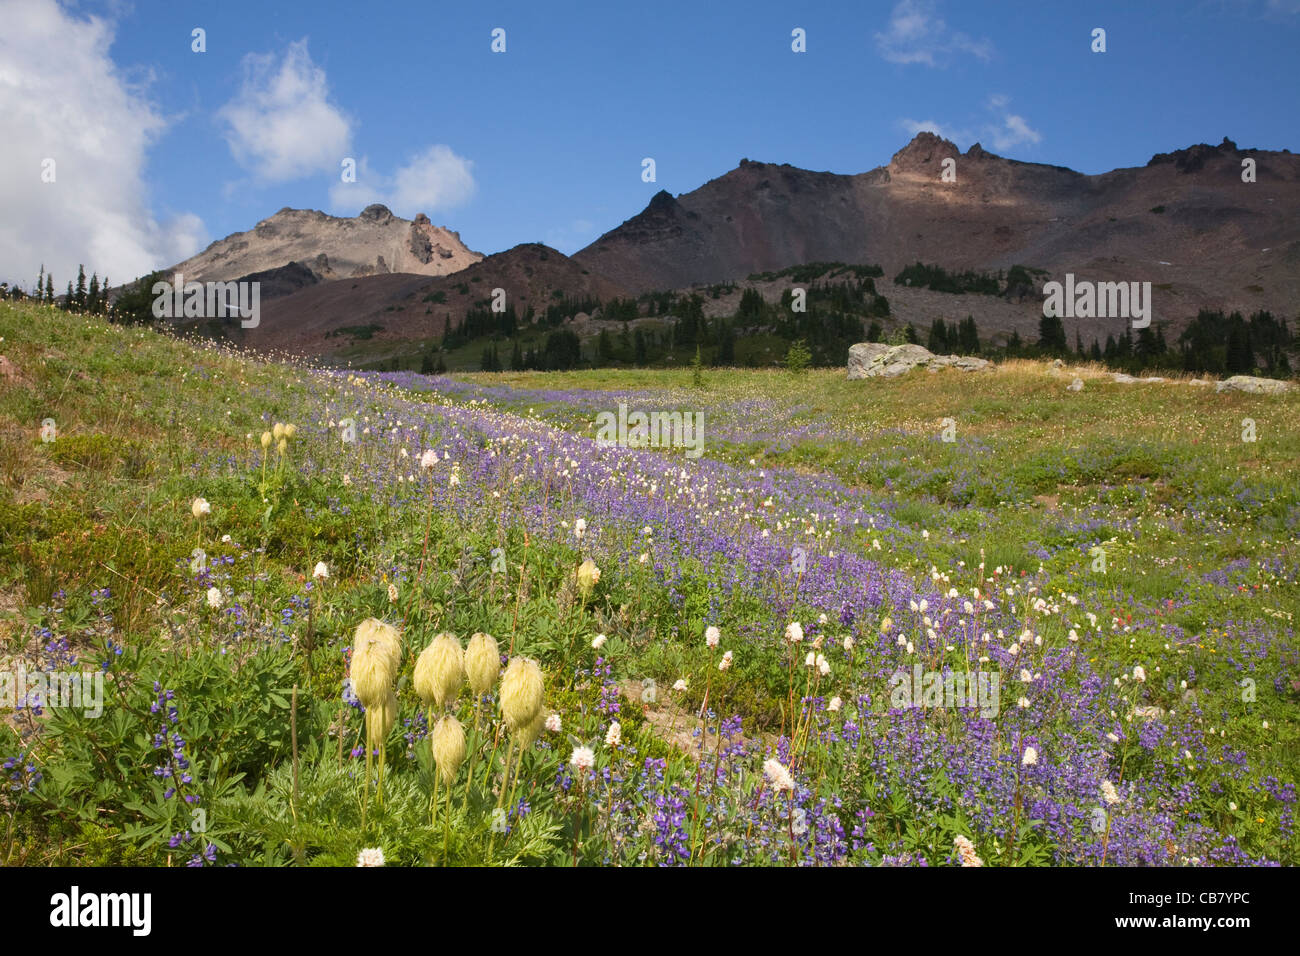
[240,242,631,358]
[573,134,1300,327]
[161,203,482,284]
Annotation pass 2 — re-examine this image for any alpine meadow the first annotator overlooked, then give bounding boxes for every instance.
[1,0,1298,885]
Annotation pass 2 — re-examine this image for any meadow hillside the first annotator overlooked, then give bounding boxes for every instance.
[0,300,1296,867]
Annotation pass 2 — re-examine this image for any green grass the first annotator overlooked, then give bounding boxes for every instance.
[1,301,1296,867]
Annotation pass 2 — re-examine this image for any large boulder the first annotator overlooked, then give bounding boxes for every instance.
[1215,375,1293,394]
[847,342,992,379]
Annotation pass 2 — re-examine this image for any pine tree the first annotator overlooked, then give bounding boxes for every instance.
[88,274,101,314]
[927,319,949,354]
[715,321,736,365]
[1120,329,1133,357]
[44,273,54,304]
[1225,320,1255,373]
[74,265,87,311]
[1037,313,1068,354]
[959,316,980,354]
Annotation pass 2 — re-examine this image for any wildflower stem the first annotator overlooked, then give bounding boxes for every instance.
[431,766,439,830]
[442,781,452,863]
[362,717,371,833]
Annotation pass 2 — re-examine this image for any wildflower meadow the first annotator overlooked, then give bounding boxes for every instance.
[1,301,1296,868]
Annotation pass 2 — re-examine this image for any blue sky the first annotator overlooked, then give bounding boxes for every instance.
[2,0,1298,285]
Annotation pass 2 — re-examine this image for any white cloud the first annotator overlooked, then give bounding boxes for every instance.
[0,0,206,287]
[895,94,1041,154]
[990,113,1042,151]
[875,0,993,66]
[329,145,476,218]
[388,145,476,213]
[984,94,1042,151]
[217,39,352,182]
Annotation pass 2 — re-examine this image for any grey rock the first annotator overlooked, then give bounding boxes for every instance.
[848,342,992,379]
[1215,375,1293,394]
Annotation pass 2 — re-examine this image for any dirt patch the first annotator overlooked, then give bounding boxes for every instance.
[617,679,776,759]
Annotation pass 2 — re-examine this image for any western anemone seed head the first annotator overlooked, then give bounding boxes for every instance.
[414,633,464,709]
[313,561,329,581]
[191,497,210,519]
[350,618,402,707]
[431,715,466,784]
[576,559,600,595]
[283,423,297,440]
[499,657,544,732]
[260,431,272,449]
[516,709,547,749]
[273,422,285,440]
[368,690,398,740]
[464,632,501,696]
[277,437,288,454]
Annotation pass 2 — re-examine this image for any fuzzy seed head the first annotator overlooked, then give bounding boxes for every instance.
[515,709,547,749]
[350,618,401,707]
[500,657,544,732]
[576,559,600,594]
[414,633,464,709]
[464,632,501,696]
[431,715,466,784]
[368,690,398,741]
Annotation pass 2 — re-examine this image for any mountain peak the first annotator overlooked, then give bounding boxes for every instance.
[891,131,961,169]
[162,203,481,284]
[647,189,679,212]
